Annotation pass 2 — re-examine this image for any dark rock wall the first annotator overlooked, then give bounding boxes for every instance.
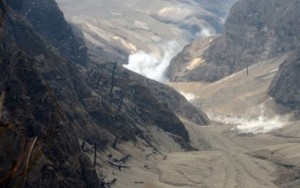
[206,0,300,80]
[0,48,99,187]
[7,0,88,65]
[268,52,300,112]
[168,0,300,82]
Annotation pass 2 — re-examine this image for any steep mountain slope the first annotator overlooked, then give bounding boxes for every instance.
[0,47,99,187]
[0,3,101,187]
[5,0,209,144]
[168,0,300,82]
[0,0,210,186]
[8,0,88,65]
[268,51,300,113]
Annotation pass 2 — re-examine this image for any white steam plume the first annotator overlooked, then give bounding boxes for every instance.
[195,27,215,38]
[123,41,180,82]
[207,105,289,134]
[179,91,197,101]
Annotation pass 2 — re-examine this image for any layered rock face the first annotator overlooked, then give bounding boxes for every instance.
[168,0,300,82]
[268,52,300,112]
[0,0,210,186]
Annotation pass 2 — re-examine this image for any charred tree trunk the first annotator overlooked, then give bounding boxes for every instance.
[129,87,135,101]
[81,142,85,151]
[112,136,118,149]
[109,61,117,97]
[94,144,97,167]
[117,94,124,111]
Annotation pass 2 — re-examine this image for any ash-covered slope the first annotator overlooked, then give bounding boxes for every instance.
[168,0,300,82]
[0,0,209,186]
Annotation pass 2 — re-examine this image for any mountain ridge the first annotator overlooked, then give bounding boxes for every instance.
[168,0,300,82]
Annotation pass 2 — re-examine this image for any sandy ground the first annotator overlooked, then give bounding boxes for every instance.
[102,118,300,188]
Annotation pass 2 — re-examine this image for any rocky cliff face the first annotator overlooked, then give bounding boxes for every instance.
[7,0,88,65]
[268,51,300,112]
[0,2,100,187]
[0,48,99,187]
[0,0,209,186]
[168,0,300,82]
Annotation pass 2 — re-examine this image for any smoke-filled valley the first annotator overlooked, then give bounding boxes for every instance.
[0,0,300,188]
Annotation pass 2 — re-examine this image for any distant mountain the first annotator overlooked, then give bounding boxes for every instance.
[168,0,300,82]
[56,0,236,60]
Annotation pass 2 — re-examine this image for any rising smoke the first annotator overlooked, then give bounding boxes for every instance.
[123,26,214,83]
[123,41,180,82]
[179,91,197,101]
[197,27,213,37]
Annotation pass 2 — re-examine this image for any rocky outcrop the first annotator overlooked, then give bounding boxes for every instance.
[0,48,99,187]
[168,0,300,82]
[167,37,217,82]
[1,0,210,186]
[7,0,88,65]
[268,52,300,112]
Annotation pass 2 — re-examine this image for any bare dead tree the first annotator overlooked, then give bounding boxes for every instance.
[159,92,165,101]
[119,155,131,164]
[81,142,85,151]
[109,61,117,97]
[246,61,249,76]
[24,137,38,186]
[112,136,118,149]
[94,143,97,167]
[96,95,102,107]
[129,86,135,101]
[117,93,124,111]
[144,77,148,86]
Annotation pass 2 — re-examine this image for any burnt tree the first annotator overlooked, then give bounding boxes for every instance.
[109,61,117,97]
